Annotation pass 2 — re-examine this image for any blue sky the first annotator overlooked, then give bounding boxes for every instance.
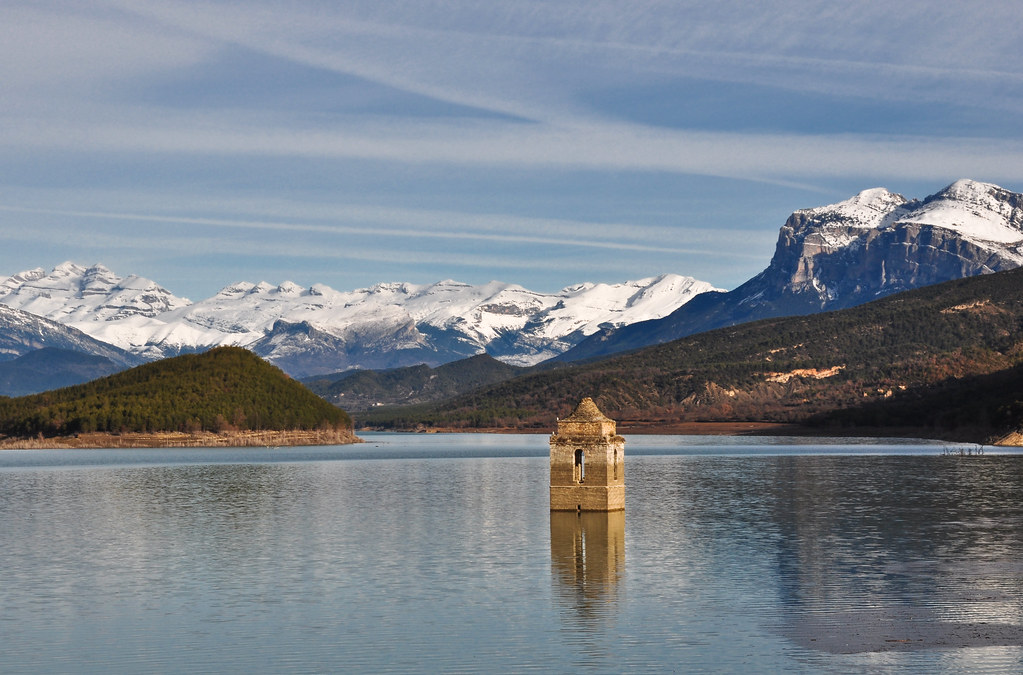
[2,1,1023,300]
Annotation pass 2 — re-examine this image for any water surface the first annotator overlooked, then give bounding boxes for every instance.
[2,434,1022,672]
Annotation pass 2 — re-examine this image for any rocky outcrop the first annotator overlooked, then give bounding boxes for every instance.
[755,180,1023,311]
[993,431,1023,447]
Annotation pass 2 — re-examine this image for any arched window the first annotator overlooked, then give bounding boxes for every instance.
[574,448,585,483]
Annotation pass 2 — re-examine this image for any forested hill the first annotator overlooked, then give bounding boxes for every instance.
[359,267,1023,442]
[0,346,352,439]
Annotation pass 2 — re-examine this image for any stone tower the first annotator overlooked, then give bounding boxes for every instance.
[549,397,625,511]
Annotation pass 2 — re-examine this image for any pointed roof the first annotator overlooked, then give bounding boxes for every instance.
[562,397,611,422]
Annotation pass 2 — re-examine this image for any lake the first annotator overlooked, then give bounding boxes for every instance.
[2,433,1023,673]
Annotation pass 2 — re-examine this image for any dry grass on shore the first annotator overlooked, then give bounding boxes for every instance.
[0,428,362,449]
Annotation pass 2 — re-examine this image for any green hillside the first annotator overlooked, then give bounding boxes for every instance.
[359,267,1023,441]
[0,346,352,438]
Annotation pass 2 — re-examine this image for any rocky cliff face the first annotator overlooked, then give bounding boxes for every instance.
[753,180,1023,312]
[559,179,1023,362]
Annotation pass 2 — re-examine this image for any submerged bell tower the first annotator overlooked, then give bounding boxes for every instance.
[549,397,625,511]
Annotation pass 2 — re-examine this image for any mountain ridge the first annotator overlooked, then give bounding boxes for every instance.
[0,304,143,368]
[0,348,127,397]
[358,265,1023,443]
[558,179,1023,362]
[0,264,718,377]
[4,178,1020,383]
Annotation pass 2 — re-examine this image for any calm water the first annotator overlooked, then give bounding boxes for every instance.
[2,434,1023,673]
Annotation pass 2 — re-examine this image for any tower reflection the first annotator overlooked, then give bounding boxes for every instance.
[550,511,625,625]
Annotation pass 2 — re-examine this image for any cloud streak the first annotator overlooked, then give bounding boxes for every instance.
[6,1,1023,184]
[0,203,766,260]
[1,1,1021,297]
[6,111,1023,185]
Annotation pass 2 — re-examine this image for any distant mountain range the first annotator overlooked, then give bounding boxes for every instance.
[0,303,141,367]
[360,265,1023,443]
[0,304,144,396]
[0,264,717,378]
[0,348,133,398]
[559,179,1023,361]
[1,178,1021,400]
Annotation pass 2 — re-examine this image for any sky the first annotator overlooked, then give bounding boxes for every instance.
[2,1,1023,301]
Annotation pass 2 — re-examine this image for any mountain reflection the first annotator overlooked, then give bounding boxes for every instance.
[550,511,625,626]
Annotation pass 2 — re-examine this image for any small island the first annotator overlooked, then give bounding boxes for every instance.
[0,347,360,449]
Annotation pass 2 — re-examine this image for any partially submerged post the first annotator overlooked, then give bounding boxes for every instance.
[549,397,625,511]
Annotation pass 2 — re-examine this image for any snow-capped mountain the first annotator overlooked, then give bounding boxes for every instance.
[0,262,190,322]
[0,286,148,395]
[0,302,142,368]
[0,264,719,377]
[560,179,1023,362]
[771,178,1023,304]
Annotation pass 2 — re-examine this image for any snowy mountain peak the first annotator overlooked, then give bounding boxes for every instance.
[218,281,255,296]
[902,179,1023,244]
[801,187,910,230]
[364,281,415,296]
[0,263,720,375]
[80,264,120,296]
[0,263,190,324]
[52,261,88,277]
[250,282,275,294]
[277,281,304,295]
[0,266,46,293]
[936,178,1000,200]
[792,179,1023,248]
[769,178,1023,306]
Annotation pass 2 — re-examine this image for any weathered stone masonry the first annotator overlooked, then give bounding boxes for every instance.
[549,397,625,511]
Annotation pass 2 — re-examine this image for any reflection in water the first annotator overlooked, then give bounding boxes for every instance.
[6,439,1023,672]
[550,511,625,628]
[770,456,1023,654]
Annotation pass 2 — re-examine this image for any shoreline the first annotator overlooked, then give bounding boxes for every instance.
[357,421,798,435]
[0,428,362,449]
[17,424,1000,449]
[358,421,1015,445]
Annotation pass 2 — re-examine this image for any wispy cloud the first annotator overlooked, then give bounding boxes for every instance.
[5,111,1023,185]
[5,1,1023,182]
[1,1,1020,296]
[0,202,766,259]
[0,3,210,93]
[108,1,1023,114]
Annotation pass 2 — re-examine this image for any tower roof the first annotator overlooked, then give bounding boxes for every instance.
[563,397,611,422]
